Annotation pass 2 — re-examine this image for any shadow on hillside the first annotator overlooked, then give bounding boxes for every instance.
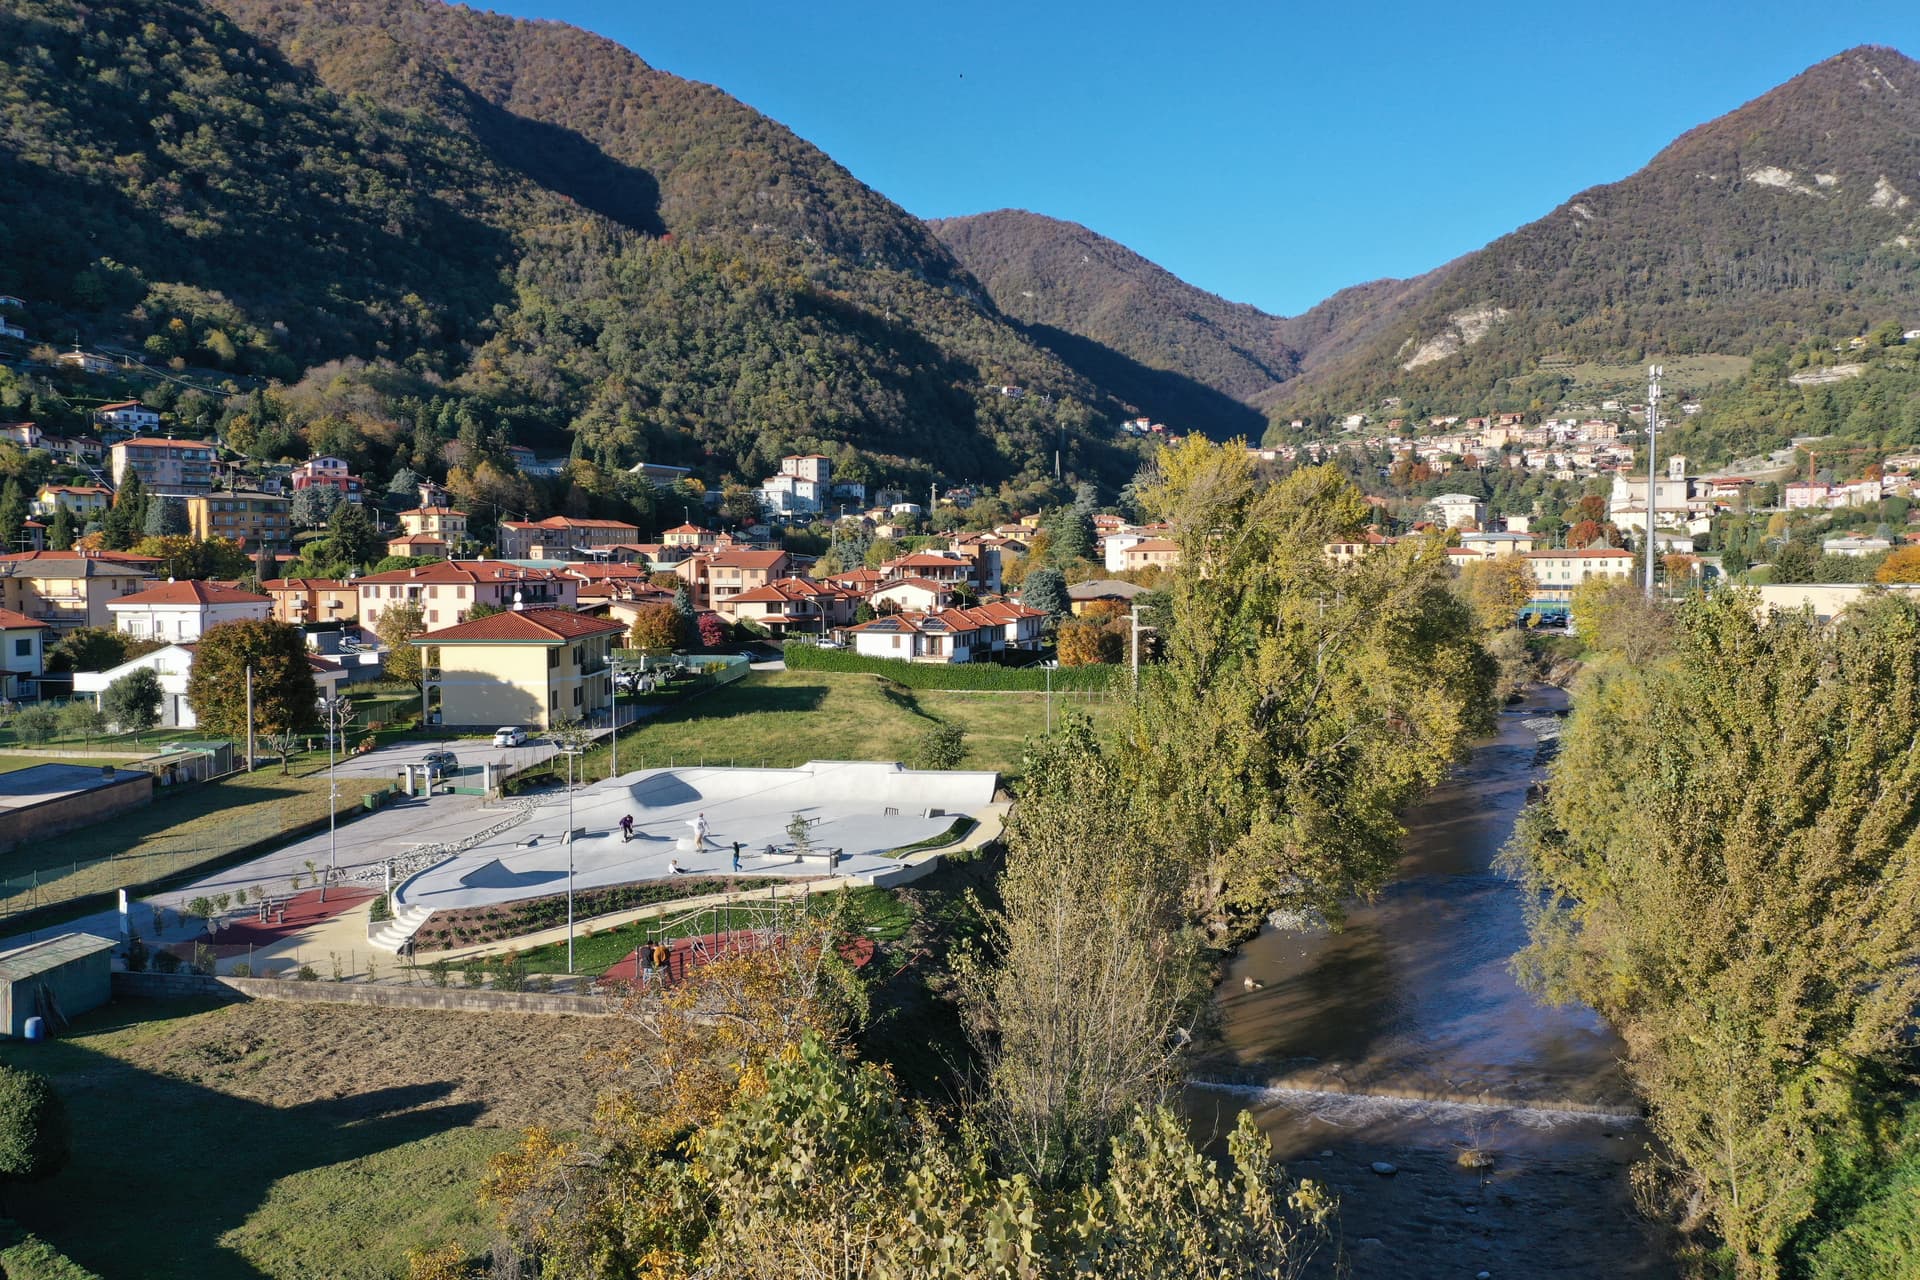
[0,1004,487,1279]
[457,84,664,236]
[1020,322,1273,441]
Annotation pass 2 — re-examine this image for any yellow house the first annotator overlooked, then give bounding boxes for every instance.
[397,507,469,540]
[413,608,623,730]
[0,551,155,633]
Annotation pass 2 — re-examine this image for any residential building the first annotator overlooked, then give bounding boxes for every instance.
[0,422,39,449]
[869,577,955,614]
[1784,481,1833,510]
[355,562,580,631]
[72,643,345,729]
[1822,535,1892,557]
[1524,547,1638,601]
[110,438,215,497]
[843,601,1045,663]
[661,522,720,550]
[1460,530,1537,558]
[0,608,49,700]
[1102,532,1148,573]
[1425,493,1487,530]
[397,507,470,541]
[1120,538,1181,572]
[880,552,973,587]
[0,551,154,633]
[1066,579,1147,616]
[757,454,833,515]
[261,578,360,628]
[32,485,111,519]
[56,350,114,376]
[40,435,105,467]
[107,580,273,643]
[495,516,642,560]
[94,401,160,433]
[702,549,792,610]
[185,490,292,550]
[713,578,857,635]
[386,533,448,558]
[289,457,364,503]
[413,608,624,729]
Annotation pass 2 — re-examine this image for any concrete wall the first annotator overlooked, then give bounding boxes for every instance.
[113,970,618,1017]
[0,771,152,855]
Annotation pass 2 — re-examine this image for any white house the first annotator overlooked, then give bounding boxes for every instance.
[844,611,981,664]
[1523,547,1639,601]
[94,401,161,433]
[1822,535,1892,558]
[107,580,273,643]
[867,577,954,614]
[0,607,49,700]
[1426,493,1487,530]
[757,454,833,516]
[74,643,345,729]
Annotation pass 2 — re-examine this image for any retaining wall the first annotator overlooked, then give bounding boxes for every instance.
[112,969,617,1017]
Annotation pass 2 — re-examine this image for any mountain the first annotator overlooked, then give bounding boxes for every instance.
[0,0,1139,507]
[1265,45,1920,417]
[934,48,1920,436]
[929,210,1297,436]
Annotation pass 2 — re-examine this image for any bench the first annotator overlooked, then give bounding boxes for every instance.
[792,848,843,870]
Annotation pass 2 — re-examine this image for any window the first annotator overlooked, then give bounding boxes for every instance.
[12,638,28,658]
[548,649,559,669]
[572,686,582,706]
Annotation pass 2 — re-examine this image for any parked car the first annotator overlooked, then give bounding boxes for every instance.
[491,727,528,748]
[422,749,459,775]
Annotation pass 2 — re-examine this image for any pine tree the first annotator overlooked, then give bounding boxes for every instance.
[0,479,27,553]
[46,504,74,552]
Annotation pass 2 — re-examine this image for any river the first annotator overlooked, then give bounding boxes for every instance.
[1187,686,1674,1278]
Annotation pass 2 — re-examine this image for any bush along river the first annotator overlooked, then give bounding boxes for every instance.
[1187,685,1674,1278]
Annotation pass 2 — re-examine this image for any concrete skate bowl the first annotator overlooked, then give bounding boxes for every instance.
[621,761,998,819]
[458,858,565,891]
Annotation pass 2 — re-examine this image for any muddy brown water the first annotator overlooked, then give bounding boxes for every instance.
[1188,686,1675,1278]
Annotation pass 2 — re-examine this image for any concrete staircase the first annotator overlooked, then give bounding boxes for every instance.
[369,902,434,953]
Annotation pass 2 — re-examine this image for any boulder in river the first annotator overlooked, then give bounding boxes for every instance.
[1370,1160,1397,1175]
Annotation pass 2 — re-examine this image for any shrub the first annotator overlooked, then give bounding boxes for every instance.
[369,895,391,923]
[151,950,181,974]
[0,1065,70,1186]
[428,960,451,988]
[228,961,252,978]
[297,964,319,982]
[906,720,967,771]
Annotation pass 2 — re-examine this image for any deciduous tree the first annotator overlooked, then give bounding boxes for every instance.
[626,602,681,651]
[376,602,427,685]
[185,619,319,741]
[102,666,163,731]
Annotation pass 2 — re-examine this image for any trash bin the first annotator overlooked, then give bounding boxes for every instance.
[23,1016,44,1041]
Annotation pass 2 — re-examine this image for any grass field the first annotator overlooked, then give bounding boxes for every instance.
[0,766,347,916]
[1563,353,1753,395]
[0,755,126,772]
[0,998,621,1280]
[568,669,1123,780]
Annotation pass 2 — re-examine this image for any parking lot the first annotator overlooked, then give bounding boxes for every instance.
[328,736,563,780]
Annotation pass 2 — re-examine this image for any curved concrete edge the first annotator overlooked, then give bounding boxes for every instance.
[409,800,1012,967]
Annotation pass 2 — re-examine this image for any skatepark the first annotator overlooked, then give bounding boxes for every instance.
[393,760,1000,914]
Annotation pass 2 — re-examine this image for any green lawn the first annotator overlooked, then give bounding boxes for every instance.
[0,998,617,1279]
[0,755,127,772]
[569,669,1123,780]
[0,765,348,916]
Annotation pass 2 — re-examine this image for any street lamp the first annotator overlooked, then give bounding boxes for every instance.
[1042,660,1059,734]
[550,717,593,975]
[319,695,354,903]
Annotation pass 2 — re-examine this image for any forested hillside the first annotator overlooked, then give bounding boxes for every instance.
[0,0,1140,502]
[930,210,1297,436]
[1264,46,1920,417]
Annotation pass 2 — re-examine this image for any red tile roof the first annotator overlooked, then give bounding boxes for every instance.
[116,437,211,450]
[411,607,626,644]
[355,561,570,586]
[262,578,350,590]
[707,549,788,569]
[0,608,48,630]
[113,580,272,606]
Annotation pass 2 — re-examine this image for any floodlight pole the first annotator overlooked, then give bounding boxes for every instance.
[1645,364,1662,599]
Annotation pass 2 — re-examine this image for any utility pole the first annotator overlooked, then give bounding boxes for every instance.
[321,696,354,903]
[1129,603,1143,690]
[244,665,255,771]
[1645,364,1662,599]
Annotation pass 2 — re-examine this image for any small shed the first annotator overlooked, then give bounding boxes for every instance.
[0,932,118,1037]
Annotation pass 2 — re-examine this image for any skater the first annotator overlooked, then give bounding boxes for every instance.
[667,858,686,875]
[731,841,743,873]
[693,811,711,848]
[619,814,634,842]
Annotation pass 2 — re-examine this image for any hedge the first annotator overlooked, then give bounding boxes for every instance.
[783,644,1122,691]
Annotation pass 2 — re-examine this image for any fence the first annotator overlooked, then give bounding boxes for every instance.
[113,970,620,1017]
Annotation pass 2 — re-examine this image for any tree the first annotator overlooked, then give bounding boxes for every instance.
[131,535,250,581]
[185,619,319,742]
[627,602,681,651]
[1507,590,1920,1278]
[1453,556,1536,631]
[45,505,74,552]
[1056,617,1121,666]
[327,500,380,567]
[56,698,104,741]
[101,465,146,550]
[959,721,1203,1188]
[0,478,26,552]
[1569,578,1673,664]
[1022,565,1069,623]
[376,603,427,685]
[263,729,302,775]
[45,627,161,675]
[1129,439,1494,930]
[0,1065,70,1188]
[290,484,342,529]
[102,667,163,731]
[1874,546,1920,583]
[143,495,188,537]
[694,612,727,648]
[1046,505,1095,566]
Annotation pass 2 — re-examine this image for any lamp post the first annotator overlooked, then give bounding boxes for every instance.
[319,695,355,903]
[550,716,593,975]
[1042,660,1058,734]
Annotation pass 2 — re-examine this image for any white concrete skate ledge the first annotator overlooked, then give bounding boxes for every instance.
[396,761,997,912]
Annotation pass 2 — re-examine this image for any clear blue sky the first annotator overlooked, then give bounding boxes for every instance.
[487,1,1919,317]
